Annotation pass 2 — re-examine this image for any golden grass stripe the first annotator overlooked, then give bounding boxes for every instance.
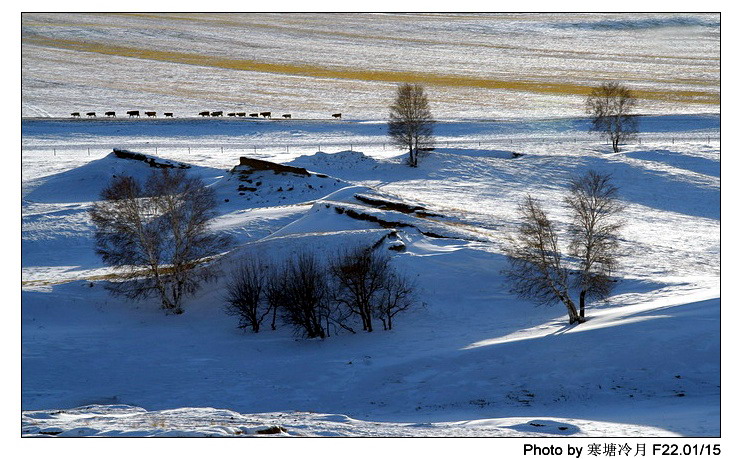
[23,35,719,105]
[23,13,720,64]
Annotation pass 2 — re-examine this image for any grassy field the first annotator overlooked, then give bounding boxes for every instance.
[23,35,719,105]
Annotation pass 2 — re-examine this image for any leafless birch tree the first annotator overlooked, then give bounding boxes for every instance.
[504,195,582,324]
[586,82,638,153]
[90,169,230,314]
[388,83,435,167]
[565,171,624,319]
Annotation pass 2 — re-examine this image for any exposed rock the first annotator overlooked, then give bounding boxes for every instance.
[354,194,425,214]
[256,425,288,435]
[112,149,190,169]
[333,206,415,229]
[236,157,311,176]
[354,193,444,218]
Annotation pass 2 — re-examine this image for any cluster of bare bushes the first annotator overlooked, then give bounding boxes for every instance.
[224,247,417,338]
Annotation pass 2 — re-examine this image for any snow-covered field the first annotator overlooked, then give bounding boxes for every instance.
[20,12,721,441]
[21,115,720,438]
[22,13,719,119]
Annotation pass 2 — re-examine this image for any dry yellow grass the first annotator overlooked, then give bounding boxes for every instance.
[21,255,220,288]
[22,272,120,288]
[23,35,719,105]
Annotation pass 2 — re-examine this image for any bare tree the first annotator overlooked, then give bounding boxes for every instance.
[90,169,230,314]
[279,252,330,339]
[388,83,435,167]
[330,247,392,332]
[224,260,268,332]
[504,195,582,324]
[264,265,285,331]
[376,271,417,330]
[586,81,638,153]
[564,171,624,320]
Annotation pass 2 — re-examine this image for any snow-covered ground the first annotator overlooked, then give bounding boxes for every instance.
[21,114,720,438]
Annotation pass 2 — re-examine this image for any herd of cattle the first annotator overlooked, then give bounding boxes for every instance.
[70,111,342,119]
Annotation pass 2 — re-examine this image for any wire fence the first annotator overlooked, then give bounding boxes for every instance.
[22,134,720,159]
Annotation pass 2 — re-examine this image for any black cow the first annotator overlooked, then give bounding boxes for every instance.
[86,112,96,117]
[236,112,246,117]
[282,114,291,119]
[260,112,271,118]
[228,113,236,117]
[249,113,259,118]
[105,111,116,117]
[127,110,140,117]
[145,111,157,118]
[199,111,210,117]
[164,112,174,117]
[211,111,223,117]
[332,113,342,119]
[71,112,81,117]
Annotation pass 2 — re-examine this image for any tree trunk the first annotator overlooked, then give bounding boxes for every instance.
[579,290,586,319]
[561,294,583,324]
[365,309,373,332]
[160,294,181,313]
